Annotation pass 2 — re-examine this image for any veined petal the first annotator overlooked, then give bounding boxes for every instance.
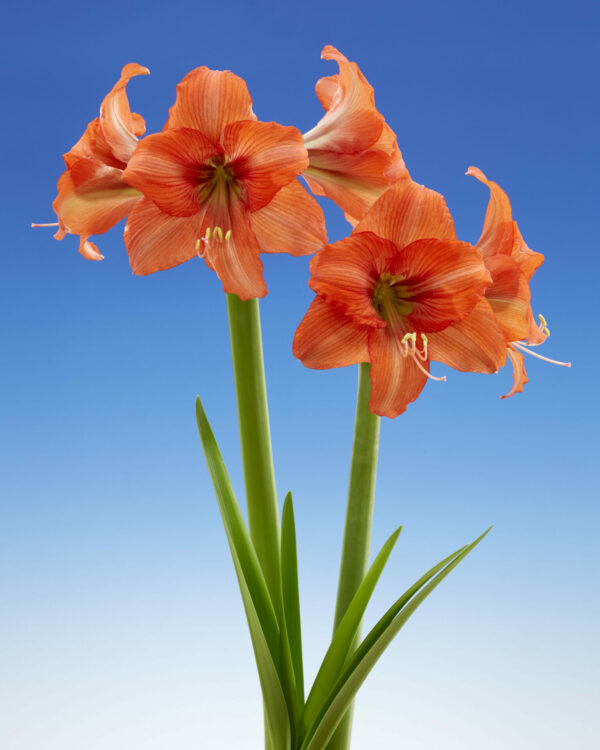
[484,255,531,342]
[512,221,544,280]
[249,180,327,256]
[100,63,149,164]
[467,166,516,259]
[223,121,309,211]
[303,45,383,154]
[201,198,267,300]
[392,238,491,332]
[53,159,142,237]
[78,236,104,261]
[368,326,428,418]
[122,128,218,217]
[427,299,507,373]
[124,197,203,274]
[293,296,369,368]
[308,232,397,327]
[355,180,456,248]
[64,119,123,170]
[501,345,529,399]
[166,67,255,141]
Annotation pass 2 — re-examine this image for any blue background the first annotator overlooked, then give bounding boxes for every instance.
[2,1,598,747]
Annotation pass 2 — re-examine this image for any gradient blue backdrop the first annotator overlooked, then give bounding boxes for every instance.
[2,1,598,748]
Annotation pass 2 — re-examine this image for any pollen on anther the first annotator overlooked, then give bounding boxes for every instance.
[225,230,232,242]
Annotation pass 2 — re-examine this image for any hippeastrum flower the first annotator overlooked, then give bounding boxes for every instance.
[36,64,149,260]
[467,167,570,398]
[294,181,502,417]
[302,46,410,225]
[122,67,327,300]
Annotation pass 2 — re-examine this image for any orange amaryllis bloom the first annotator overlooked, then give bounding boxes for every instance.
[294,181,501,417]
[121,67,327,300]
[302,46,410,224]
[39,64,149,260]
[467,167,570,398]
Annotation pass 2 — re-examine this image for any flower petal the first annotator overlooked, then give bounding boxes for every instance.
[467,166,516,259]
[484,255,531,342]
[500,345,529,399]
[100,63,149,164]
[303,45,383,154]
[368,327,428,418]
[391,238,491,332]
[79,237,104,261]
[201,198,267,300]
[249,180,327,256]
[166,67,255,141]
[308,232,397,327]
[53,159,142,237]
[122,128,217,217]
[124,197,202,275]
[354,180,456,248]
[427,299,507,373]
[512,221,544,280]
[64,119,123,169]
[293,296,369,368]
[223,120,308,211]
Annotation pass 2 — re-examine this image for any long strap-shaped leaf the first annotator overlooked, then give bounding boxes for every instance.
[301,526,402,737]
[300,528,491,750]
[196,396,291,750]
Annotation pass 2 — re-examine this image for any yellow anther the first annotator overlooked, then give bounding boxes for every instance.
[421,333,428,345]
[195,239,201,251]
[401,332,417,345]
[225,229,232,242]
[205,227,212,240]
[213,226,223,241]
[538,313,550,337]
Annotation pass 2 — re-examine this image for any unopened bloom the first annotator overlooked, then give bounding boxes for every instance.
[44,64,149,260]
[302,46,409,224]
[122,67,327,300]
[467,167,570,397]
[294,181,500,417]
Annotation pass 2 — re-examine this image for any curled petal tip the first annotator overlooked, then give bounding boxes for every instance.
[121,62,150,78]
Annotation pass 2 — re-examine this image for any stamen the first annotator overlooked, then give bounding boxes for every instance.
[225,229,232,242]
[400,332,446,381]
[31,222,59,228]
[205,227,212,240]
[213,226,223,241]
[411,353,447,382]
[513,341,571,367]
[538,313,550,337]
[416,333,428,362]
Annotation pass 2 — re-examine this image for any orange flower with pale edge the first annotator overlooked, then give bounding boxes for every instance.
[467,167,570,397]
[36,64,149,260]
[122,67,327,300]
[302,46,410,224]
[294,181,502,417]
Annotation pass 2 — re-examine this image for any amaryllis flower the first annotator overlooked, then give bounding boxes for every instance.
[37,64,149,260]
[467,167,570,397]
[302,46,410,224]
[294,181,500,417]
[122,67,327,300]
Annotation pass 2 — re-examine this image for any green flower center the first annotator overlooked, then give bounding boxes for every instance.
[372,271,413,322]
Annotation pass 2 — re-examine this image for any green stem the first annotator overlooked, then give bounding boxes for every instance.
[226,293,282,617]
[327,363,380,750]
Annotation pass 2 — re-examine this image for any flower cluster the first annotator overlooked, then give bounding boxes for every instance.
[38,46,568,416]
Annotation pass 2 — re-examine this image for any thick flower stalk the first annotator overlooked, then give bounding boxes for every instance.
[122,66,326,299]
[38,63,149,260]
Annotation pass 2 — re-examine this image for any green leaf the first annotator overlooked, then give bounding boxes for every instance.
[281,492,305,710]
[195,396,290,749]
[301,528,492,750]
[301,526,402,738]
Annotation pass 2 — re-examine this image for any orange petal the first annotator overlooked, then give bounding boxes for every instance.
[427,299,507,373]
[500,345,529,399]
[122,128,217,217]
[52,159,142,237]
[303,148,399,223]
[368,327,428,418]
[64,119,123,169]
[201,198,267,300]
[392,238,491,332]
[467,166,516,259]
[303,45,383,154]
[166,67,255,142]
[355,181,456,248]
[100,63,149,164]
[293,296,369,368]
[512,221,544,280]
[124,197,203,275]
[223,120,309,211]
[249,180,327,256]
[484,255,531,342]
[79,237,104,261]
[308,232,397,327]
